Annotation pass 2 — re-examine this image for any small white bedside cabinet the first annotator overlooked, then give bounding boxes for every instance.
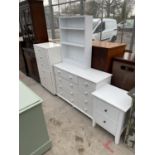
[34,42,62,95]
[92,84,132,144]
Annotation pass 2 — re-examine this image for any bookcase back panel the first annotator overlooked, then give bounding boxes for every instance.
[60,17,84,28]
[61,30,84,45]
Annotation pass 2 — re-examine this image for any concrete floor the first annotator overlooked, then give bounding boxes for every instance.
[20,72,134,155]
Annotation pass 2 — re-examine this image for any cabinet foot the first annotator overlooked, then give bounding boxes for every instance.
[92,119,96,127]
[115,135,121,144]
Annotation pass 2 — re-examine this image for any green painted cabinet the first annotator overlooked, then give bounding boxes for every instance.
[19,81,51,155]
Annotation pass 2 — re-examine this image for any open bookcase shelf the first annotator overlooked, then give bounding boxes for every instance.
[59,15,92,69]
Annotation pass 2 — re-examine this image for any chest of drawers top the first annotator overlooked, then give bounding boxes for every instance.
[34,42,60,49]
[54,62,112,84]
[92,84,132,112]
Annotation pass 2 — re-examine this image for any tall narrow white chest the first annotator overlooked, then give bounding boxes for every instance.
[34,42,62,94]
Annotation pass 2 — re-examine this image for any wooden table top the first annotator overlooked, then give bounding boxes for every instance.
[92,40,126,49]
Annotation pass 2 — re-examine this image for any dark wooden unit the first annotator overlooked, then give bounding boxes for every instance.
[91,41,126,73]
[19,0,48,82]
[23,48,40,82]
[111,52,135,91]
[19,39,28,75]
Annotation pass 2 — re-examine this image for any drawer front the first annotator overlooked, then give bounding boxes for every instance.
[39,70,54,93]
[94,111,117,135]
[93,97,119,122]
[56,76,78,105]
[55,67,65,78]
[35,48,50,70]
[79,77,95,92]
[56,76,66,97]
[78,91,93,116]
[55,68,78,84]
[64,71,78,84]
[63,80,78,105]
[56,84,66,98]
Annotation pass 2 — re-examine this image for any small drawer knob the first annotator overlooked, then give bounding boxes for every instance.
[104,109,108,112]
[84,82,88,87]
[69,76,72,79]
[70,92,73,95]
[103,121,106,123]
[84,100,88,104]
[84,92,88,95]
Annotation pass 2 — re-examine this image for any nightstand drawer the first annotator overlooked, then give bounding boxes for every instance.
[93,97,119,122]
[94,111,117,135]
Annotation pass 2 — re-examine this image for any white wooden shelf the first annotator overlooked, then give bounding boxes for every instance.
[61,41,84,48]
[59,15,92,69]
[60,27,84,30]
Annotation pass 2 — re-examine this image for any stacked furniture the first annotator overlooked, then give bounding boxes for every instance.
[19,0,48,82]
[53,16,132,144]
[19,81,51,155]
[54,15,112,119]
[91,40,126,73]
[54,62,111,118]
[34,42,62,95]
[34,15,132,144]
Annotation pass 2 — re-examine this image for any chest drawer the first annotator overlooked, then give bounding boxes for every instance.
[55,68,78,84]
[39,70,54,93]
[64,71,78,84]
[56,76,78,105]
[79,77,95,92]
[35,48,50,70]
[93,97,120,122]
[55,67,63,77]
[94,111,117,135]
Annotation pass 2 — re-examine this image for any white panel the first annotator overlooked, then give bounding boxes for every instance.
[59,15,92,69]
[61,30,84,45]
[59,17,84,28]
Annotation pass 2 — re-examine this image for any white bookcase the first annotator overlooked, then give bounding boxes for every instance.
[59,16,92,69]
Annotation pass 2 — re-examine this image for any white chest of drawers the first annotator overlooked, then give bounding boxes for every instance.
[92,84,132,144]
[34,42,62,95]
[54,62,112,118]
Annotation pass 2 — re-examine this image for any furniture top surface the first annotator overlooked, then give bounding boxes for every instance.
[54,62,112,83]
[92,84,132,112]
[34,42,60,49]
[113,52,135,64]
[19,81,43,114]
[59,15,92,19]
[92,40,126,49]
